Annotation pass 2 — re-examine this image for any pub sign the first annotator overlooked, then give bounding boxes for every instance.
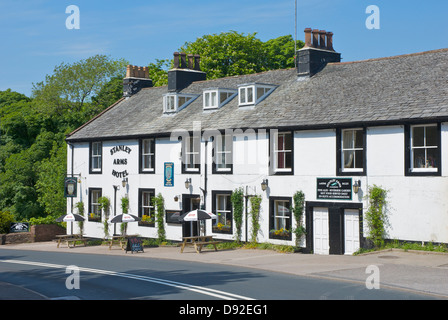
[64,177,78,198]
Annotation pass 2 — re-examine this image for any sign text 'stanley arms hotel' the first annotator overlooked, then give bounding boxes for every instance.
[65,28,448,255]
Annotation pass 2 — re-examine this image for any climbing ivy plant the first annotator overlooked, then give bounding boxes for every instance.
[152,193,166,242]
[231,187,244,243]
[249,195,262,243]
[365,185,389,248]
[292,191,306,247]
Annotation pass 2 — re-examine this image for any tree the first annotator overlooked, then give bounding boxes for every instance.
[32,54,127,127]
[179,31,304,80]
[35,135,67,217]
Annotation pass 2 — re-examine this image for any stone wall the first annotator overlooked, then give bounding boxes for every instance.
[0,224,66,245]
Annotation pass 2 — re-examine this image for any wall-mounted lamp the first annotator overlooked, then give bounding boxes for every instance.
[261,179,269,191]
[122,177,128,188]
[174,195,179,202]
[185,178,191,189]
[353,180,361,194]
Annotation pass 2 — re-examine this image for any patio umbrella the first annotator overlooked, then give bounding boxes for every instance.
[109,213,141,223]
[178,209,217,222]
[56,213,85,235]
[56,213,85,222]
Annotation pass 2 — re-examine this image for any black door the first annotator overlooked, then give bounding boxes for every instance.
[182,194,200,237]
[328,208,344,255]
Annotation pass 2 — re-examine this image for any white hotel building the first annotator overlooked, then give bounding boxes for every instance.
[65,29,448,254]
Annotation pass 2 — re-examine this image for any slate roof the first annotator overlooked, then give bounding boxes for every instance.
[66,48,448,142]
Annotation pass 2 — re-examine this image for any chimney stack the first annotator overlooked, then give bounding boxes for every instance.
[123,64,153,97]
[296,28,341,77]
[168,52,206,92]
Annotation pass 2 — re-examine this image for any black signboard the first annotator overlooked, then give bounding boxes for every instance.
[10,222,29,233]
[64,177,78,198]
[125,236,144,253]
[317,178,352,200]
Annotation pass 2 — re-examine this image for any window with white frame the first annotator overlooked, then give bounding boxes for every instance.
[269,198,292,240]
[88,188,102,222]
[238,83,276,107]
[212,191,232,234]
[90,142,102,173]
[203,89,237,109]
[182,136,200,172]
[213,134,232,173]
[341,129,364,172]
[411,124,439,172]
[163,93,198,113]
[140,138,155,173]
[139,189,155,223]
[272,131,292,173]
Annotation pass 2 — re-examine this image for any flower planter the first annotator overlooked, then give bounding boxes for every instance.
[138,221,155,227]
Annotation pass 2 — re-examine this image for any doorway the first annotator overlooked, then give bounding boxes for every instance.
[182,194,201,237]
[306,202,362,255]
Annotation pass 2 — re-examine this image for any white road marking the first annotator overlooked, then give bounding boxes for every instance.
[0,259,254,300]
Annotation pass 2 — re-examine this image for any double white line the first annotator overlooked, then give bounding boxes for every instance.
[1,259,254,300]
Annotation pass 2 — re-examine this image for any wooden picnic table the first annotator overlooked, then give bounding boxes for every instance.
[180,235,220,253]
[55,234,90,248]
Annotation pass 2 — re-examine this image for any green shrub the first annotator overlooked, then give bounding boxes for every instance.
[0,211,14,233]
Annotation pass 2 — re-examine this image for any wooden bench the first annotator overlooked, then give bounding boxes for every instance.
[180,236,220,253]
[108,236,127,250]
[55,235,90,248]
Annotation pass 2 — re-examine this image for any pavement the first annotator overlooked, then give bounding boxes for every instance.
[2,241,448,299]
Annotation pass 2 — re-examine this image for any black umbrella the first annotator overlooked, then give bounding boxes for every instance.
[178,209,217,222]
[109,213,141,223]
[56,213,85,222]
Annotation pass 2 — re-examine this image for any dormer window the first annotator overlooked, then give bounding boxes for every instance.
[163,93,198,113]
[203,88,237,110]
[238,83,276,107]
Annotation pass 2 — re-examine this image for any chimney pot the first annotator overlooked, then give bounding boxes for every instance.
[187,54,194,69]
[126,65,132,78]
[312,29,319,48]
[180,52,187,68]
[326,32,334,51]
[194,54,201,71]
[319,30,327,49]
[173,52,180,69]
[304,28,312,48]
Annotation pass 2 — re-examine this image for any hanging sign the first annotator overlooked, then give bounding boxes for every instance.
[64,177,78,198]
[164,162,174,187]
[317,178,352,200]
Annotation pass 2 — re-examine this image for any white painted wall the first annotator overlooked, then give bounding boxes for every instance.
[67,124,448,245]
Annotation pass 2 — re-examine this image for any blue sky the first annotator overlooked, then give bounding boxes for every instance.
[1,0,447,97]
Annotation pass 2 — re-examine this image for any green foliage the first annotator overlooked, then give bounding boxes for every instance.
[35,135,67,217]
[27,215,58,226]
[230,187,244,242]
[32,54,127,116]
[365,185,389,248]
[98,196,111,238]
[0,211,14,234]
[147,59,171,87]
[0,55,127,222]
[292,191,306,247]
[120,196,129,214]
[152,193,166,241]
[179,32,303,80]
[249,195,262,243]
